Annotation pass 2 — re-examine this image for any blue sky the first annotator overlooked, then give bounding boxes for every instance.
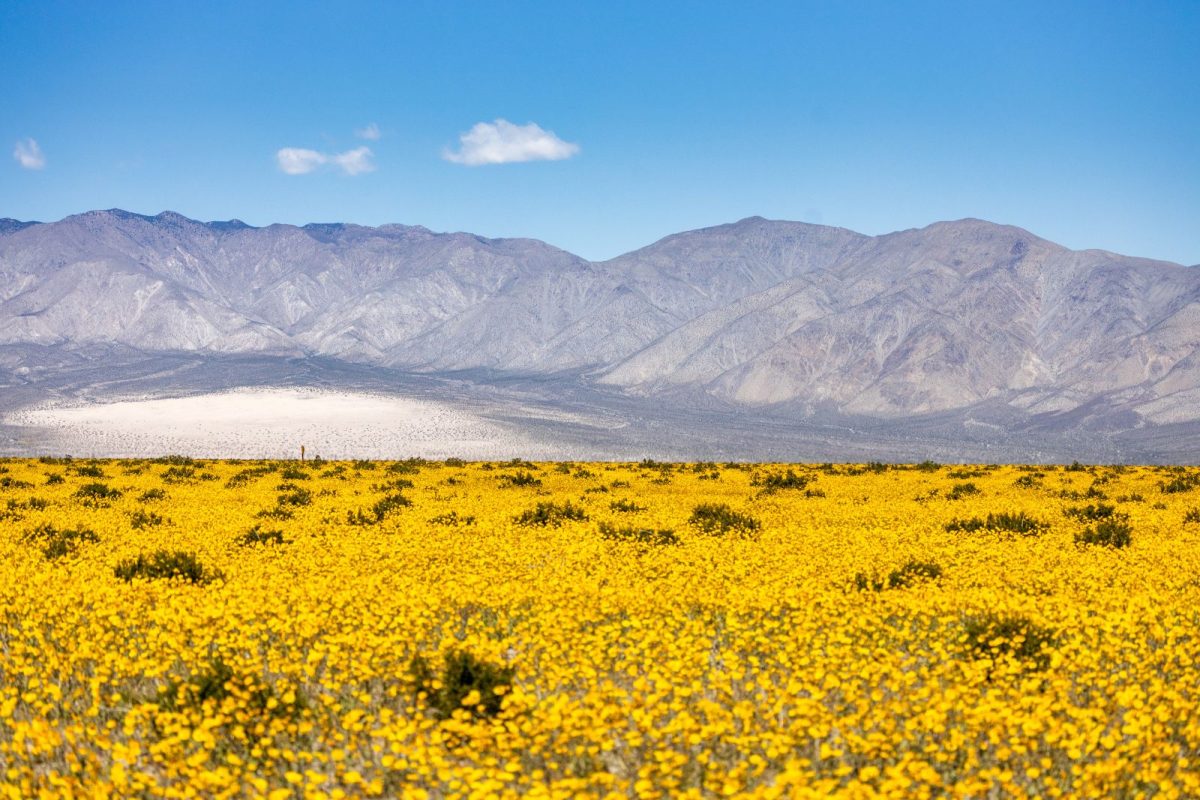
[2,1,1198,263]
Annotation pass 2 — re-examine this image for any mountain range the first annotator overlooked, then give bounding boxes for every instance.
[2,209,1198,461]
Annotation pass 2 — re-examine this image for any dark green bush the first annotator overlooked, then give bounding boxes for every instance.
[499,471,542,488]
[276,487,313,507]
[948,469,987,479]
[444,457,466,467]
[236,524,286,546]
[514,501,588,527]
[410,650,514,721]
[279,467,309,480]
[946,482,980,500]
[1075,519,1133,549]
[961,612,1057,671]
[1184,508,1200,525]
[1160,474,1200,494]
[159,658,307,720]
[1013,475,1041,488]
[74,464,106,478]
[598,522,680,547]
[45,473,65,485]
[114,550,223,585]
[609,499,645,513]
[914,460,941,472]
[688,503,761,537]
[429,511,476,526]
[138,488,167,502]
[1063,503,1119,521]
[855,559,942,591]
[945,512,1048,535]
[130,510,164,529]
[75,482,122,505]
[23,523,99,560]
[347,492,412,525]
[756,470,812,492]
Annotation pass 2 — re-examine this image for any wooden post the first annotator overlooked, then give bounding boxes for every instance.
[301,445,306,462]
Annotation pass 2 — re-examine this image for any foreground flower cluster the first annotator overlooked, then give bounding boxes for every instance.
[1,456,1199,798]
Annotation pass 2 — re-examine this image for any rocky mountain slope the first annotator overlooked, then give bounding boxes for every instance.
[1,209,1198,433]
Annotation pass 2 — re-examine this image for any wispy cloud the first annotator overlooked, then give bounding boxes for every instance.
[13,138,45,170]
[276,145,376,176]
[443,119,579,166]
[356,123,381,141]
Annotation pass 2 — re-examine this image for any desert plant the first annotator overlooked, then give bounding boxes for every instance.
[946,482,980,500]
[1075,519,1133,549]
[962,612,1057,671]
[514,501,588,527]
[609,499,646,513]
[946,512,1047,535]
[114,550,223,585]
[688,503,761,537]
[598,522,680,547]
[23,523,99,560]
[75,482,121,505]
[236,524,286,546]
[409,649,515,721]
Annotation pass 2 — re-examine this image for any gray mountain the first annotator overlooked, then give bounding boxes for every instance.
[1,209,1198,457]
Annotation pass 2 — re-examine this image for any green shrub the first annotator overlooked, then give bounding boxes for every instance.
[1160,474,1200,494]
[75,482,122,505]
[410,650,514,721]
[514,501,588,527]
[499,470,542,488]
[23,523,99,560]
[948,469,987,479]
[276,487,312,507]
[45,473,65,485]
[1184,508,1200,525]
[236,524,286,546]
[74,464,106,478]
[962,612,1057,671]
[756,470,812,492]
[130,510,164,530]
[945,512,1048,535]
[598,522,680,546]
[114,550,223,585]
[138,488,167,502]
[429,511,476,526]
[1063,503,1119,521]
[688,503,761,537]
[1075,519,1133,549]
[159,658,307,720]
[855,559,942,591]
[444,457,466,467]
[279,467,309,480]
[1013,475,1041,488]
[347,492,412,525]
[609,499,645,513]
[914,460,941,472]
[946,482,980,500]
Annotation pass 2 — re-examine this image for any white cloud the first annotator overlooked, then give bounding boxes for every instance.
[443,119,579,166]
[276,145,375,176]
[276,147,327,175]
[356,123,381,141]
[13,138,45,170]
[331,146,375,175]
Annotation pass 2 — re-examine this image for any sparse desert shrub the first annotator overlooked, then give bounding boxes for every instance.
[75,482,121,505]
[130,510,164,529]
[499,471,542,488]
[1184,508,1200,525]
[914,460,941,472]
[279,467,309,480]
[514,501,588,527]
[1063,503,1120,521]
[444,457,466,467]
[0,476,34,489]
[946,482,980,500]
[1065,461,1088,472]
[409,649,514,721]
[138,488,167,502]
[44,473,65,485]
[23,523,99,560]
[276,488,312,507]
[756,470,812,493]
[946,512,1048,535]
[236,524,286,547]
[347,492,412,525]
[961,612,1057,671]
[688,503,761,537]
[158,658,307,720]
[609,499,645,513]
[429,511,475,526]
[1013,475,1041,488]
[1160,474,1200,494]
[1076,519,1133,549]
[948,469,987,479]
[114,550,223,585]
[855,559,942,591]
[598,522,679,547]
[74,464,106,478]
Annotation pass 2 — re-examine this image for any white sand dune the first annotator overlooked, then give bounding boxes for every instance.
[5,387,566,459]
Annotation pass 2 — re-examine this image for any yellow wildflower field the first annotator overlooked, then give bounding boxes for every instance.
[1,457,1199,799]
